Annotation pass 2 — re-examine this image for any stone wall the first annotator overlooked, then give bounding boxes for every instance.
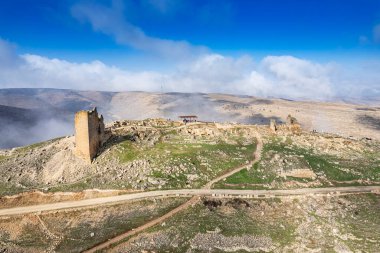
[269,119,277,132]
[268,115,301,133]
[74,108,106,163]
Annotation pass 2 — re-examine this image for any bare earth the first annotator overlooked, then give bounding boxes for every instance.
[1,89,379,148]
[1,187,379,217]
[0,89,379,252]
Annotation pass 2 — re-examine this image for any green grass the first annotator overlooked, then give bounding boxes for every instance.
[15,140,49,153]
[46,181,93,193]
[17,226,49,248]
[224,163,277,185]
[266,138,380,182]
[110,198,296,252]
[2,131,256,194]
[52,198,188,253]
[216,137,380,189]
[45,173,136,193]
[118,141,140,163]
[108,194,380,252]
[13,137,64,155]
[150,142,256,188]
[0,198,188,253]
[328,194,380,252]
[116,136,256,189]
[0,182,27,197]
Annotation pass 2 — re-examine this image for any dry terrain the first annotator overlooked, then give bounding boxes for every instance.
[1,88,379,148]
[110,193,380,253]
[0,111,379,252]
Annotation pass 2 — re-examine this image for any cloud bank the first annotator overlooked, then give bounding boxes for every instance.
[0,38,379,102]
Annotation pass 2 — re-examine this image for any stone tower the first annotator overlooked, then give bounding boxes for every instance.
[74,108,105,163]
[269,119,277,132]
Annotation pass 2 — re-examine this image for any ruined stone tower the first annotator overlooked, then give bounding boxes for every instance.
[286,114,301,132]
[74,108,106,163]
[269,119,277,132]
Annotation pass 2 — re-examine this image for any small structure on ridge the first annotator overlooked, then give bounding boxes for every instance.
[179,115,198,124]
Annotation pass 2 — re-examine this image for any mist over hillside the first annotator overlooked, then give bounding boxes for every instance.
[0,88,379,148]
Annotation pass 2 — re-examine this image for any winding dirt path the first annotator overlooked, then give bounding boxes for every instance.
[82,196,198,253]
[1,130,378,252]
[204,131,262,189]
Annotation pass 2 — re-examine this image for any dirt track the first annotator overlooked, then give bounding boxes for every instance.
[0,186,379,217]
[204,131,262,189]
[83,130,263,253]
[1,131,379,252]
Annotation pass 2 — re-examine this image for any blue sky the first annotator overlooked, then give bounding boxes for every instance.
[0,0,379,100]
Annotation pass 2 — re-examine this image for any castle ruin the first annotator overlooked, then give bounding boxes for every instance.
[268,114,301,132]
[74,108,107,163]
[286,114,297,125]
[269,119,277,132]
[286,114,301,131]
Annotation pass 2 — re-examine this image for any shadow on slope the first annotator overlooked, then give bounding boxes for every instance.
[0,105,73,149]
[356,115,380,131]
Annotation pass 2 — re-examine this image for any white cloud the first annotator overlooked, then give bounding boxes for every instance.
[162,54,335,100]
[143,0,179,14]
[71,1,207,60]
[0,38,379,102]
[22,54,163,91]
[260,56,334,99]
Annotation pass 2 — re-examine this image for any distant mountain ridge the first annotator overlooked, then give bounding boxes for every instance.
[0,88,379,148]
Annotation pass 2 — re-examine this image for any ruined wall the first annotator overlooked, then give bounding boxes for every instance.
[268,115,301,133]
[269,119,277,132]
[74,108,106,163]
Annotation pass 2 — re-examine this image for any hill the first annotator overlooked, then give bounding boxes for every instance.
[0,88,379,148]
[0,119,379,252]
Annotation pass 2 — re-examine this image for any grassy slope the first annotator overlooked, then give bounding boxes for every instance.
[115,131,257,189]
[19,129,256,194]
[215,136,380,190]
[109,194,380,252]
[0,198,188,253]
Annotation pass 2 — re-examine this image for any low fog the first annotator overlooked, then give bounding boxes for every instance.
[1,89,380,149]
[0,90,276,148]
[0,104,73,149]
[0,118,73,149]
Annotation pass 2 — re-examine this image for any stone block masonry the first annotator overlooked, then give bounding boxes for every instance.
[269,119,277,132]
[74,108,107,163]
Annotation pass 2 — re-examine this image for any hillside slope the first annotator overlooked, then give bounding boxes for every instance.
[0,88,379,148]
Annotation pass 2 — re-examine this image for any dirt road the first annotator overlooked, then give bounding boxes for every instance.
[83,130,264,253]
[1,186,379,217]
[1,130,379,252]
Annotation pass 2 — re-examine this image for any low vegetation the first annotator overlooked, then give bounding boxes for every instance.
[118,140,256,188]
[215,135,380,190]
[0,198,188,253]
[109,194,380,252]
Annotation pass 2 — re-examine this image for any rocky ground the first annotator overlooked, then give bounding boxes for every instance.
[110,193,380,253]
[0,119,257,199]
[0,118,379,253]
[0,198,187,253]
[0,118,379,200]
[215,126,380,190]
[1,193,379,253]
[1,89,380,148]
